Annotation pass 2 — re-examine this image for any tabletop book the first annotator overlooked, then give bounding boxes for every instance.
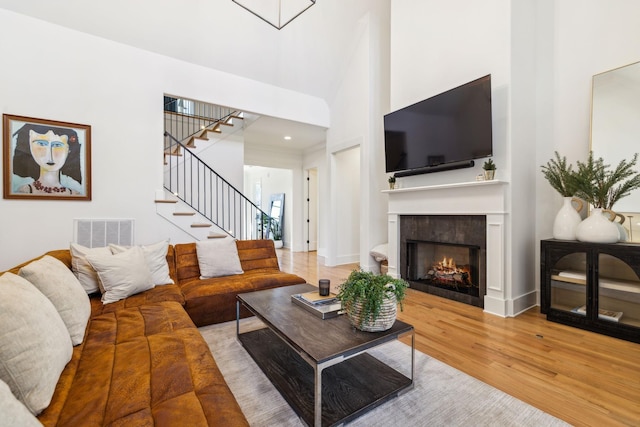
[291,292,343,319]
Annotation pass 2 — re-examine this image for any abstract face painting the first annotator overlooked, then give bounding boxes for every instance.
[3,115,91,200]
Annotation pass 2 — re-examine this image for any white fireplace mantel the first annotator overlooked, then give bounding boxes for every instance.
[386,180,510,317]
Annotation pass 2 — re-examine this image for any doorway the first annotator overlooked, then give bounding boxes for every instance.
[306,168,318,251]
[244,166,292,247]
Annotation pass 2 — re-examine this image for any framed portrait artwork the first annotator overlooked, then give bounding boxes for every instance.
[3,114,91,200]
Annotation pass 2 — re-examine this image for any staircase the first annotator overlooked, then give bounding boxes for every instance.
[157,97,272,241]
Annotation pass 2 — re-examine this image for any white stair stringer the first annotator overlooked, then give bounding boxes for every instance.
[155,196,229,241]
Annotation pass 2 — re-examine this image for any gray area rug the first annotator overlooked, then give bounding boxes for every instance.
[200,318,569,427]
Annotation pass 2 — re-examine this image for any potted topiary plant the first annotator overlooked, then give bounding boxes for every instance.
[388,175,396,189]
[336,269,408,332]
[482,158,496,180]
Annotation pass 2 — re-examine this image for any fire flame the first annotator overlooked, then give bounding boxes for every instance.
[424,252,474,288]
[439,256,456,269]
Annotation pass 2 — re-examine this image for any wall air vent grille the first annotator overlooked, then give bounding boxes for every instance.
[73,219,135,248]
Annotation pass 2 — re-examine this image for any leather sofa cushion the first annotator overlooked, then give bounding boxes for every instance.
[180,270,305,326]
[235,239,282,271]
[175,240,305,326]
[90,284,185,316]
[6,250,73,275]
[174,239,283,283]
[37,301,248,426]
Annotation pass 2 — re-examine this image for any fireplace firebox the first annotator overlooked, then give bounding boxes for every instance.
[400,215,486,307]
[407,240,480,297]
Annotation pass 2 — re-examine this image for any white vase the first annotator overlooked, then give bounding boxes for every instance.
[552,197,582,240]
[616,223,628,242]
[605,210,629,242]
[573,197,588,219]
[575,208,620,243]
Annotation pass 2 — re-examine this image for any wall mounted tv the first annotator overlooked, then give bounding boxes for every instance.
[384,74,493,177]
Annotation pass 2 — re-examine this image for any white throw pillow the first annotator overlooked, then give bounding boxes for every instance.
[18,255,91,346]
[196,237,244,279]
[70,243,112,294]
[370,243,389,262]
[110,240,174,285]
[0,273,73,415]
[0,379,41,427]
[86,246,155,304]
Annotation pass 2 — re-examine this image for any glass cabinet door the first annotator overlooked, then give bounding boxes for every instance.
[597,254,640,327]
[549,252,588,313]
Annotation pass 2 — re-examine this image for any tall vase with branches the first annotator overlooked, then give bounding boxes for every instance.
[541,152,583,240]
[573,152,640,210]
[541,152,580,198]
[573,152,640,243]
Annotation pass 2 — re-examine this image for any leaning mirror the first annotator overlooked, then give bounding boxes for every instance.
[591,60,640,242]
[268,193,284,245]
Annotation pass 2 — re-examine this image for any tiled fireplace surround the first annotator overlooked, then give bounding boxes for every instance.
[386,180,509,317]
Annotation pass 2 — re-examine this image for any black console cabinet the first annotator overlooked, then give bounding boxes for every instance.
[540,239,640,344]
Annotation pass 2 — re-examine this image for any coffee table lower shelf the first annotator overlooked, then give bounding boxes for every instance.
[238,327,412,427]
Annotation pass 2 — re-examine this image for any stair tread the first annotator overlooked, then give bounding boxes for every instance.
[191,223,212,228]
[174,212,195,216]
[155,199,178,204]
[208,233,227,239]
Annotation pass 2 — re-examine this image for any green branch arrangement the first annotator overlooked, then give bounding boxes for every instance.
[573,152,640,209]
[541,151,640,210]
[540,151,579,197]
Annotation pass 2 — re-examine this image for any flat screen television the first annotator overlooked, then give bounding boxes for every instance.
[384,74,493,176]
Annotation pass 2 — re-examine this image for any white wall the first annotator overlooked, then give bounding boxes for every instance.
[197,134,245,191]
[325,0,390,269]
[0,9,328,270]
[390,0,511,187]
[333,146,361,264]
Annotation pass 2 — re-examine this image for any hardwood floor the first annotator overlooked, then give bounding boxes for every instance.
[276,249,640,427]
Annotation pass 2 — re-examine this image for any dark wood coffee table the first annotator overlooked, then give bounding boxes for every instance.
[236,283,414,427]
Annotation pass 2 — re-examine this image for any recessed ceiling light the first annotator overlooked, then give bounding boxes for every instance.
[284,136,292,140]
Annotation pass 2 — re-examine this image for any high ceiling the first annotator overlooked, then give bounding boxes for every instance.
[0,0,374,102]
[0,0,377,151]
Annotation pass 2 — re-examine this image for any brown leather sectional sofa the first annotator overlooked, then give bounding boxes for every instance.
[4,239,306,426]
